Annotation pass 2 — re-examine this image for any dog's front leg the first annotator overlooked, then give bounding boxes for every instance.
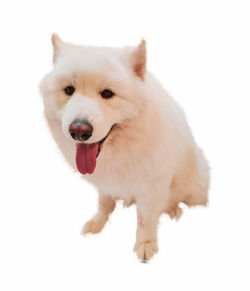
[134,195,164,262]
[81,194,116,235]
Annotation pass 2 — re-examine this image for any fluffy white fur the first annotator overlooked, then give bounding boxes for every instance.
[40,34,210,262]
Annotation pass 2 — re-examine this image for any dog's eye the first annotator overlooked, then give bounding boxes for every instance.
[100,89,114,99]
[64,86,75,96]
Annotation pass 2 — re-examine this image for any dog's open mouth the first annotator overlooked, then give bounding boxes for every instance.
[75,124,116,175]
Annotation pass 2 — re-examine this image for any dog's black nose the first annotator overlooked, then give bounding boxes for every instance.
[69,120,93,141]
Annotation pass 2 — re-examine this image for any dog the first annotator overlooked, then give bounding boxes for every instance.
[40,34,210,262]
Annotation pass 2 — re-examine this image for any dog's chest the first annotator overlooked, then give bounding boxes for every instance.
[85,166,146,202]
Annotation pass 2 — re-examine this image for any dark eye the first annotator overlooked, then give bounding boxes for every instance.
[64,86,75,96]
[100,89,114,99]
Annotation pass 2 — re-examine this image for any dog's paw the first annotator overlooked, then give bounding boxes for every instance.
[167,205,183,220]
[134,241,158,262]
[81,219,105,235]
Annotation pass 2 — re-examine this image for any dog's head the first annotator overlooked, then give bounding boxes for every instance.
[40,34,147,175]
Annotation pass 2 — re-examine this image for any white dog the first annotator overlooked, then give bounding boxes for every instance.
[40,34,210,262]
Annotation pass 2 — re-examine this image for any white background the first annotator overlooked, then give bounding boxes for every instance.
[0,0,249,290]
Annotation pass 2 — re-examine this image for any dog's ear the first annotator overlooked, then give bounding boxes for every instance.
[51,33,64,62]
[131,40,146,80]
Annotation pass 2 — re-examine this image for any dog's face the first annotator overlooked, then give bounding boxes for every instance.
[40,34,147,174]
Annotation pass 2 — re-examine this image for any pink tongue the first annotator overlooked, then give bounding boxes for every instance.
[75,143,98,174]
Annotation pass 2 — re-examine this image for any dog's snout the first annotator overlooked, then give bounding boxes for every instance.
[69,120,93,141]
